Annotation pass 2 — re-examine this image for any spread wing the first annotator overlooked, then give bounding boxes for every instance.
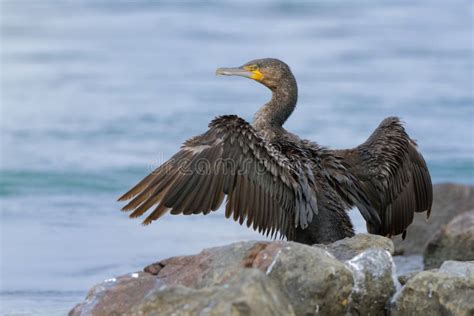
[334,117,432,237]
[118,115,318,239]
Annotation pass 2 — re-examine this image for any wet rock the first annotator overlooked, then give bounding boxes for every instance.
[393,183,474,255]
[423,211,474,269]
[318,234,394,261]
[345,249,399,316]
[127,269,294,316]
[390,261,474,316]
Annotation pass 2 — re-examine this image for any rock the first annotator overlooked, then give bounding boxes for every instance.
[142,241,263,288]
[70,241,266,315]
[345,249,399,316]
[439,260,474,278]
[423,211,474,269]
[74,235,449,316]
[318,234,394,261]
[260,242,354,315]
[393,183,474,255]
[71,241,355,315]
[127,269,294,316]
[397,271,419,286]
[69,272,158,316]
[390,261,474,316]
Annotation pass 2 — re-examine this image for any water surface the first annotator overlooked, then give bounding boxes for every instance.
[1,1,473,315]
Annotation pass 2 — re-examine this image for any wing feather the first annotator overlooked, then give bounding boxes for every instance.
[336,117,432,237]
[119,115,318,238]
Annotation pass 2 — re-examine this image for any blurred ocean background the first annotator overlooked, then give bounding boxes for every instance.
[1,0,473,315]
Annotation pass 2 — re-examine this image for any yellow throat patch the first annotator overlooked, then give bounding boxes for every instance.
[244,66,264,81]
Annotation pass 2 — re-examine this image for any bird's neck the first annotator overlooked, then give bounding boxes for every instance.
[252,77,298,131]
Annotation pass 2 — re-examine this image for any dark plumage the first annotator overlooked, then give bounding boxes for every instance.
[118,58,432,244]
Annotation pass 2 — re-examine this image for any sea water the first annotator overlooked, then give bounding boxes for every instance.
[1,0,473,314]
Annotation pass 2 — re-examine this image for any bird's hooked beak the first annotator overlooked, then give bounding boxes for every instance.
[216,66,264,81]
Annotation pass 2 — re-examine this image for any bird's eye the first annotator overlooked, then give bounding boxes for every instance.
[246,64,258,71]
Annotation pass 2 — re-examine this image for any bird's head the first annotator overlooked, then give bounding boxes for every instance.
[216,58,295,91]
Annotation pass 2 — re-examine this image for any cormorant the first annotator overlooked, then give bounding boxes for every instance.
[118,58,432,244]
